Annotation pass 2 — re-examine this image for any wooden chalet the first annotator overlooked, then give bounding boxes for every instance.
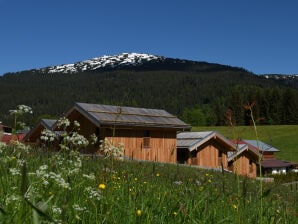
[227,143,259,178]
[243,140,296,175]
[26,103,191,163]
[24,119,57,143]
[176,131,236,170]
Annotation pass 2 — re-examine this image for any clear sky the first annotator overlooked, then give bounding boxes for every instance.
[1,0,298,75]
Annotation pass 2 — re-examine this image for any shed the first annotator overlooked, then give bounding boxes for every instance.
[243,140,295,175]
[24,119,57,143]
[227,142,259,178]
[177,131,236,169]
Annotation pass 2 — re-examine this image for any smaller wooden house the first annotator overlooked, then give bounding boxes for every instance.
[243,140,296,175]
[24,119,57,143]
[176,131,236,170]
[227,142,259,178]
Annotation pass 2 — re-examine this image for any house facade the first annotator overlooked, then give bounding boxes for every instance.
[177,131,236,170]
[25,103,191,163]
[227,143,259,178]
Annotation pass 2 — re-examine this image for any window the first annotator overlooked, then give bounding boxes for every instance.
[143,130,150,148]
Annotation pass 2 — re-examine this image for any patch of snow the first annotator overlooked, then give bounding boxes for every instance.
[40,53,164,74]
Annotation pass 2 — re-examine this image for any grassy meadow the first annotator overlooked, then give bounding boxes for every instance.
[193,125,298,163]
[1,143,298,223]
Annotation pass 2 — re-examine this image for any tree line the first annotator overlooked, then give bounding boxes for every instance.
[0,66,297,128]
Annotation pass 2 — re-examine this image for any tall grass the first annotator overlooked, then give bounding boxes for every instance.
[0,144,297,223]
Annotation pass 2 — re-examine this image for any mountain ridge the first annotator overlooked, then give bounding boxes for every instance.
[1,52,297,127]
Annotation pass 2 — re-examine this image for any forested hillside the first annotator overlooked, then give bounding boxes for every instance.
[1,59,298,127]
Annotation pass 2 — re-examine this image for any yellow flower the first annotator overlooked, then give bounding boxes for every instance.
[156,173,160,177]
[208,179,212,183]
[233,204,237,209]
[205,173,209,177]
[173,211,177,216]
[136,209,142,216]
[98,183,106,190]
[134,177,138,181]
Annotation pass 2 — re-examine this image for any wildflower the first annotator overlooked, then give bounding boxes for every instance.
[205,173,209,177]
[134,177,138,181]
[173,211,177,216]
[136,209,142,216]
[156,173,160,177]
[173,180,183,185]
[233,204,237,209]
[98,183,106,190]
[41,129,56,142]
[85,187,101,200]
[195,180,201,186]
[208,179,212,183]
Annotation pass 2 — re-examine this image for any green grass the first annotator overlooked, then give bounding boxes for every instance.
[192,125,298,162]
[1,144,298,223]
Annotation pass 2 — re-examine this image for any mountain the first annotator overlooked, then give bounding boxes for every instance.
[24,52,248,75]
[1,53,298,127]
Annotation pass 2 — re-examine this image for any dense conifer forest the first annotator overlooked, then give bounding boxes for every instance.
[0,60,297,127]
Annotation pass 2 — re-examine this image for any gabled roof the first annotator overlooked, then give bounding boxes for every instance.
[244,140,280,152]
[23,119,57,142]
[227,143,260,162]
[177,131,236,152]
[64,102,191,130]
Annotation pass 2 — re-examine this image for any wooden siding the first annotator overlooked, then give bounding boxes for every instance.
[185,140,229,169]
[229,154,257,178]
[66,112,177,163]
[104,128,177,163]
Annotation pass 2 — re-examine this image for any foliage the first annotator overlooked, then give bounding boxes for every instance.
[0,64,297,127]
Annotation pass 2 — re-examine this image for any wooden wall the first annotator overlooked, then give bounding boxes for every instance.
[104,128,177,163]
[229,153,257,178]
[186,140,229,169]
[68,112,177,163]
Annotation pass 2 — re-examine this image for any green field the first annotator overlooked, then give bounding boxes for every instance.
[192,125,298,163]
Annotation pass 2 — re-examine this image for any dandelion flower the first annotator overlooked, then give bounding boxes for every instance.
[136,209,142,216]
[98,183,106,190]
[233,204,237,209]
[156,173,160,177]
[173,211,177,216]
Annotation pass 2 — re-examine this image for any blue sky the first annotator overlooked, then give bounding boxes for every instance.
[1,0,298,75]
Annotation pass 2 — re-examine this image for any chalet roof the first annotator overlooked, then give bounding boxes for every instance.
[23,118,57,142]
[261,158,295,168]
[244,140,280,152]
[227,143,260,162]
[177,131,236,152]
[40,119,57,130]
[68,102,191,130]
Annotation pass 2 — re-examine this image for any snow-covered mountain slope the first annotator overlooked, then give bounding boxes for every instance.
[263,74,298,80]
[38,53,165,74]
